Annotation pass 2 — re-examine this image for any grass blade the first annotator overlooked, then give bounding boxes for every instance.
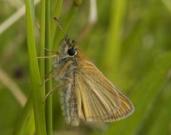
[14,99,35,135]
[45,0,53,134]
[25,0,47,134]
[104,0,127,81]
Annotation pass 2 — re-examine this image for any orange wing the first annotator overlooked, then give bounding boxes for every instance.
[74,60,134,122]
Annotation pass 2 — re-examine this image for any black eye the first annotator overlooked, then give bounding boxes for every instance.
[67,47,76,56]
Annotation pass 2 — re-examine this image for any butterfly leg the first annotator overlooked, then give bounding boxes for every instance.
[37,55,58,59]
[44,84,62,101]
[37,48,59,59]
[39,66,58,86]
[44,76,72,101]
[44,48,59,54]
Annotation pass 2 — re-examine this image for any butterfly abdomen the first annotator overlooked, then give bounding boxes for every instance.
[60,78,79,126]
[57,59,80,126]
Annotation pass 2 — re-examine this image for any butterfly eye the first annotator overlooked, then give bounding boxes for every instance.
[67,47,77,56]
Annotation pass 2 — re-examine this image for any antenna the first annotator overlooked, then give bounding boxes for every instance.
[53,17,66,35]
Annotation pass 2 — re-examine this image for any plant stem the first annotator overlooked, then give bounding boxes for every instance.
[51,0,63,38]
[14,98,35,135]
[45,0,53,135]
[104,0,127,81]
[40,0,45,78]
[25,0,47,134]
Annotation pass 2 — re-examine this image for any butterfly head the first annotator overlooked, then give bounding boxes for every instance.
[58,36,78,62]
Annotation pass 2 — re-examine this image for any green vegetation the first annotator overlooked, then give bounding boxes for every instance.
[0,0,171,135]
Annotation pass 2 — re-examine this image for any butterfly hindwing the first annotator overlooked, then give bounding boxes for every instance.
[74,60,134,122]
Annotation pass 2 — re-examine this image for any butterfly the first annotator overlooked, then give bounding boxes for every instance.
[53,36,134,126]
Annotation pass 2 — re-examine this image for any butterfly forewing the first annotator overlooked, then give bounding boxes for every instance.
[75,60,134,122]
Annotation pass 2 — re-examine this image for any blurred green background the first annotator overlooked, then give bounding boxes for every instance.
[0,0,171,135]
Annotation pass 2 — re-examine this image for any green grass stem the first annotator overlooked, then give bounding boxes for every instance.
[45,0,53,135]
[104,0,127,81]
[25,0,47,134]
[14,99,35,135]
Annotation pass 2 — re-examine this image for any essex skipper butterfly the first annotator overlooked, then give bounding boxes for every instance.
[51,17,134,126]
[53,36,134,126]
